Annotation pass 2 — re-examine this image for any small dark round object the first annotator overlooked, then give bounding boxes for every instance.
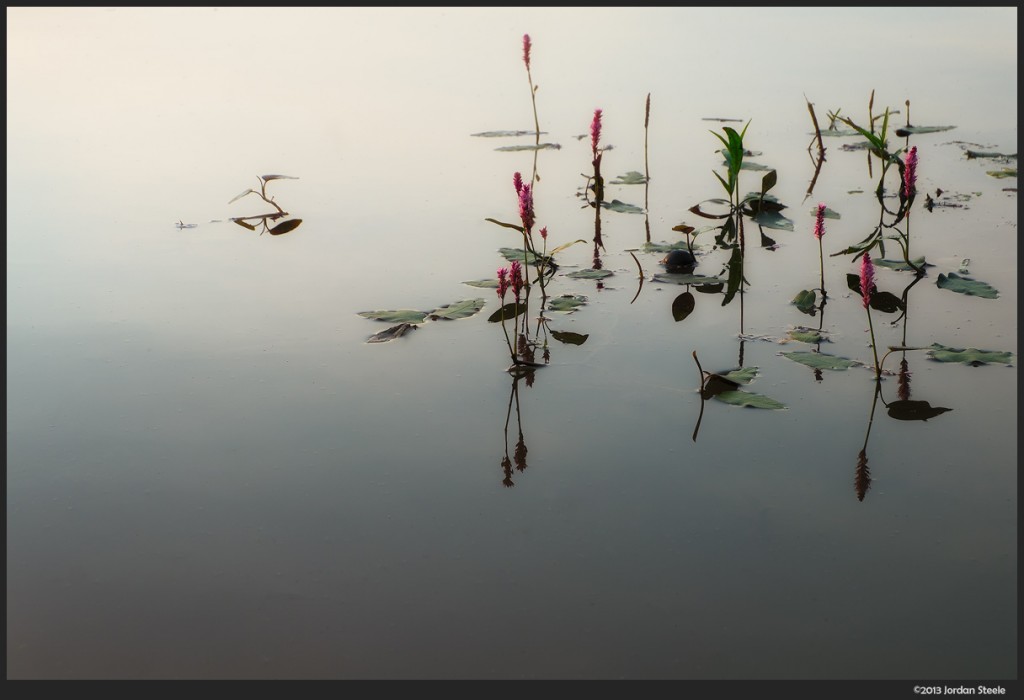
[662,248,696,272]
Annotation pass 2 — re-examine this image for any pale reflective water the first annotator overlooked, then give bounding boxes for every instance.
[6,7,1017,680]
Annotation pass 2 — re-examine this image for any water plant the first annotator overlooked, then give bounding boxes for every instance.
[227,174,302,235]
[522,34,540,149]
[860,254,881,378]
[813,202,828,298]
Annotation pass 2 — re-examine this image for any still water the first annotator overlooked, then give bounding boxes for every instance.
[6,7,1017,680]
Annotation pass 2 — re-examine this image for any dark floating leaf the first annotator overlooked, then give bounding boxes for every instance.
[428,298,485,321]
[551,330,589,346]
[845,274,906,313]
[494,143,561,152]
[936,272,999,299]
[358,309,428,324]
[268,218,302,235]
[367,323,418,343]
[886,400,953,421]
[782,351,860,371]
[671,224,695,235]
[672,292,695,322]
[893,125,956,136]
[643,241,698,253]
[928,343,1014,366]
[487,302,528,323]
[609,170,648,185]
[694,282,725,294]
[567,268,614,280]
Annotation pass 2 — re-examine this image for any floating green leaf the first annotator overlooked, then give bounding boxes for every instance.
[358,309,428,324]
[652,273,725,286]
[789,329,826,344]
[886,400,953,421]
[547,294,588,312]
[366,323,418,343]
[966,150,1016,159]
[936,272,999,299]
[750,209,794,231]
[471,130,540,138]
[810,205,840,220]
[782,351,861,371]
[551,330,589,346]
[494,143,561,152]
[567,268,613,279]
[428,298,485,321]
[609,170,648,185]
[720,366,758,385]
[986,168,1017,179]
[498,247,543,264]
[600,199,644,214]
[792,290,816,313]
[462,279,499,288]
[713,389,786,410]
[737,161,773,171]
[927,343,1014,366]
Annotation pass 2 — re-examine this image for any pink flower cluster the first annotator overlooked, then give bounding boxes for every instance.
[522,34,531,71]
[813,203,827,240]
[903,146,918,199]
[590,109,603,159]
[859,254,876,309]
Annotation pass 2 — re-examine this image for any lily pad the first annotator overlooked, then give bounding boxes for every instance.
[366,323,418,343]
[428,298,485,321]
[566,268,614,280]
[551,330,589,346]
[609,171,648,185]
[547,294,588,312]
[927,343,1014,366]
[357,309,428,323]
[750,209,795,231]
[936,272,999,299]
[498,247,544,265]
[600,199,644,214]
[720,366,758,385]
[782,351,861,371]
[462,279,499,289]
[886,400,953,421]
[713,389,786,410]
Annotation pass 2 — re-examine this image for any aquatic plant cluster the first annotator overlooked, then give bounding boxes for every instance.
[358,32,1015,493]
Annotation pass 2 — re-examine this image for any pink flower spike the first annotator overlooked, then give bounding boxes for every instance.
[903,146,918,199]
[513,171,523,195]
[518,183,535,233]
[540,226,548,240]
[522,34,532,70]
[590,109,603,158]
[497,267,509,300]
[859,254,876,309]
[509,260,524,301]
[813,203,826,240]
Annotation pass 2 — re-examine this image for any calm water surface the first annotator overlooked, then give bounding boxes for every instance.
[6,7,1017,680]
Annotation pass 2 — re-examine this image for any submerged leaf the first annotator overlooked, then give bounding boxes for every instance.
[928,343,1014,366]
[358,309,428,324]
[782,351,861,371]
[936,272,999,299]
[428,298,485,321]
[366,323,418,343]
[886,400,953,421]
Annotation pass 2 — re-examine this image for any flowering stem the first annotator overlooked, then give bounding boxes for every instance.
[865,306,881,378]
[818,237,826,298]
